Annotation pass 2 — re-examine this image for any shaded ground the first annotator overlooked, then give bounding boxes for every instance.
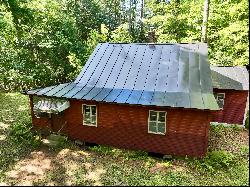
[0,92,249,186]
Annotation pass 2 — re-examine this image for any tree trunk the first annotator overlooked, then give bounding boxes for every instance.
[201,0,210,43]
[128,0,132,34]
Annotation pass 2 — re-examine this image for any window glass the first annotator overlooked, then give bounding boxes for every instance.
[83,105,97,126]
[158,123,165,134]
[91,115,96,124]
[149,122,157,132]
[149,111,157,121]
[85,105,90,113]
[215,93,225,109]
[217,94,224,100]
[92,107,96,115]
[158,112,166,122]
[148,111,166,135]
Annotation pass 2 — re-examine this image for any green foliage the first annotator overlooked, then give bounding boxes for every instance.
[240,145,249,157]
[89,144,148,160]
[245,111,249,129]
[231,124,242,132]
[0,92,41,174]
[208,0,249,66]
[110,23,133,43]
[0,0,248,91]
[9,120,41,148]
[210,124,225,137]
[194,150,235,172]
[144,0,249,66]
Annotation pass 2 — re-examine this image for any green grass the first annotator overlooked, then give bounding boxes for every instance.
[0,92,249,186]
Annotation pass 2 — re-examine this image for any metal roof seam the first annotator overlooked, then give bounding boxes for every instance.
[125,46,147,103]
[113,46,140,102]
[162,56,170,106]
[100,45,133,101]
[90,47,124,100]
[137,48,156,104]
[71,44,111,98]
[176,46,181,90]
[80,45,117,99]
[149,46,164,104]
[31,87,45,95]
[27,43,220,110]
[57,83,76,98]
[35,85,58,96]
[65,46,105,97]
[197,44,205,109]
[76,43,103,84]
[49,83,71,97]
[58,83,74,98]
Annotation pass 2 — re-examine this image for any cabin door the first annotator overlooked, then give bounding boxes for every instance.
[51,113,66,134]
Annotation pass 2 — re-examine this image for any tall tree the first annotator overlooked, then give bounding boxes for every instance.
[201,0,210,42]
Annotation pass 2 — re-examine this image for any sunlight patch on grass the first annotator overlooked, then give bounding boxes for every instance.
[77,150,90,157]
[0,182,8,186]
[0,122,10,130]
[0,135,6,141]
[5,150,52,185]
[86,167,106,186]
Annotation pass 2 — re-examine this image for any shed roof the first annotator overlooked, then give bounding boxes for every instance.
[27,43,219,110]
[211,66,249,90]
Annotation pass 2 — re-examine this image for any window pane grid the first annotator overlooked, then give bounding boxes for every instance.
[148,111,166,135]
[83,105,97,126]
[215,93,225,109]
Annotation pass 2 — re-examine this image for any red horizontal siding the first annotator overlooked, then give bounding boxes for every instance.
[29,96,210,158]
[211,89,248,124]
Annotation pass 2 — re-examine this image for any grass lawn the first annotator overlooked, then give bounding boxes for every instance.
[0,92,249,186]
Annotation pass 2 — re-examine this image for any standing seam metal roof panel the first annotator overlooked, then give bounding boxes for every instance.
[26,43,219,110]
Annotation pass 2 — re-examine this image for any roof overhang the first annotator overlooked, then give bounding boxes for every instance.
[34,98,70,114]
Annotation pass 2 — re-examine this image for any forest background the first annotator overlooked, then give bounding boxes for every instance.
[0,0,248,91]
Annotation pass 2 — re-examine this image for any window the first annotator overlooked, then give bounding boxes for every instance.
[148,110,166,135]
[215,93,225,109]
[82,105,97,126]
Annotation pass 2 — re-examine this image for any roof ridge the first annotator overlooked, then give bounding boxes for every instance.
[100,42,205,45]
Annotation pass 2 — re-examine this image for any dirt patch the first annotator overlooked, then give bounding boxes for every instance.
[5,147,53,185]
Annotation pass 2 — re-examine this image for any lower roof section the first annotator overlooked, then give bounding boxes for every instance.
[211,66,249,90]
[26,82,219,110]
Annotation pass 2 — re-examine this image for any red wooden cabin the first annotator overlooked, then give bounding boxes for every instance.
[25,43,220,158]
[210,66,249,125]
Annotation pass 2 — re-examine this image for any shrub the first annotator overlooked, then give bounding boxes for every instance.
[240,145,249,157]
[231,124,242,132]
[210,124,225,137]
[194,151,235,172]
[9,118,41,148]
[89,145,114,155]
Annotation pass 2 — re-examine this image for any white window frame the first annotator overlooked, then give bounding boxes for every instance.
[82,104,97,127]
[215,93,225,109]
[148,110,166,135]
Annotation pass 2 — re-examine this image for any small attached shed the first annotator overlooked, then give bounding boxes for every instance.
[25,43,219,158]
[210,66,249,125]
